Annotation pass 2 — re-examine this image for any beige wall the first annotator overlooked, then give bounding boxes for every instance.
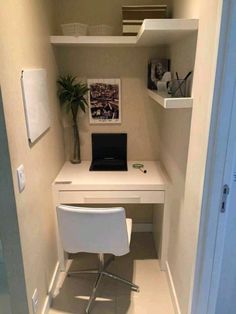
[172,0,200,19]
[159,34,196,312]
[55,46,167,161]
[0,1,65,313]
[54,0,173,35]
[160,0,223,313]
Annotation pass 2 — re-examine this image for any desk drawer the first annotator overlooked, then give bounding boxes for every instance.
[58,190,164,204]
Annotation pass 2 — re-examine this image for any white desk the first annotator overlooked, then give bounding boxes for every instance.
[52,161,169,271]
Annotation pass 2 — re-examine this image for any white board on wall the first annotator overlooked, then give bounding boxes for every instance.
[21,68,50,143]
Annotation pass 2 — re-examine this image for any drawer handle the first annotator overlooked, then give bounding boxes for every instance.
[84,197,141,203]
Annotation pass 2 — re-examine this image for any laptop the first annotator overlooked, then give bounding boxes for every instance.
[90,133,128,171]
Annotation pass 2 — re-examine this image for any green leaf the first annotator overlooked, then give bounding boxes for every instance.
[57,74,90,115]
[79,101,86,113]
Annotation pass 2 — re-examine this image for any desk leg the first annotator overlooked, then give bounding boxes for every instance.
[52,188,67,271]
[153,200,169,271]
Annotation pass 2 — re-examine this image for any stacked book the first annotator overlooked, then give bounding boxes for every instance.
[122,5,168,36]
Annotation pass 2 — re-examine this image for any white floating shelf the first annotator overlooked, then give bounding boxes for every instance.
[137,19,198,46]
[148,89,193,109]
[50,19,198,47]
[50,36,137,47]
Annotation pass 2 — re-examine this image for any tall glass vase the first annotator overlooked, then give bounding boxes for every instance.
[70,123,81,164]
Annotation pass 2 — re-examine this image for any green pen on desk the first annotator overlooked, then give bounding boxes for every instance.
[132,163,147,174]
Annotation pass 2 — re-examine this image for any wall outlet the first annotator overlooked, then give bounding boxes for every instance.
[32,289,38,314]
[16,164,26,192]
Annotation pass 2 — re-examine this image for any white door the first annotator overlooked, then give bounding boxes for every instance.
[214,156,236,314]
[207,96,236,314]
[207,82,236,314]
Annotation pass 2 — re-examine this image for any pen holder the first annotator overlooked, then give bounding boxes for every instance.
[168,79,186,98]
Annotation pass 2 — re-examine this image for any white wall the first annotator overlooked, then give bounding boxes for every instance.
[0,1,65,313]
[55,46,166,161]
[53,0,171,227]
[159,0,223,313]
[184,0,223,309]
[159,34,196,312]
[55,0,172,35]
[54,1,171,162]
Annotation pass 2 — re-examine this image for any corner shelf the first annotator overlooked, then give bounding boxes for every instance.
[148,89,193,109]
[50,19,198,47]
[136,18,198,46]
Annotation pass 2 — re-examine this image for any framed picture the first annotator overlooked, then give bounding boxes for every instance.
[88,79,121,124]
[147,59,170,90]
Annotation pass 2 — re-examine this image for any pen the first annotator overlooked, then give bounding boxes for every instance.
[139,168,147,174]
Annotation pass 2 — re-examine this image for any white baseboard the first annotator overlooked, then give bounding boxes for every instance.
[166,261,181,314]
[132,223,153,232]
[41,259,72,314]
[41,262,60,314]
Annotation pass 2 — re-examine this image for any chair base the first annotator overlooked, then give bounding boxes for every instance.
[67,254,139,313]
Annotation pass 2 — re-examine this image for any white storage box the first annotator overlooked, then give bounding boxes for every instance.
[61,23,88,36]
[88,25,113,36]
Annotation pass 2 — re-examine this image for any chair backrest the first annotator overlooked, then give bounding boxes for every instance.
[56,205,130,256]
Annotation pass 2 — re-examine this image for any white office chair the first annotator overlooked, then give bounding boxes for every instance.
[56,205,139,313]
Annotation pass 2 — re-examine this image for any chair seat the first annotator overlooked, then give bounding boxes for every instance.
[126,218,132,245]
[57,206,131,256]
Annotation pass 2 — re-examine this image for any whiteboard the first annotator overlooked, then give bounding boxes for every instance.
[21,68,50,143]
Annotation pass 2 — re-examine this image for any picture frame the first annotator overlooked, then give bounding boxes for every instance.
[88,79,121,124]
[147,58,170,90]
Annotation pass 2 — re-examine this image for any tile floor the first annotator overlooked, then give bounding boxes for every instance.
[49,233,174,314]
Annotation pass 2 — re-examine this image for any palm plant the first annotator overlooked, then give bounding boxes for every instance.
[57,75,89,163]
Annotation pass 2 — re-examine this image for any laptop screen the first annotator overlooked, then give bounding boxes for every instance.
[90,133,127,171]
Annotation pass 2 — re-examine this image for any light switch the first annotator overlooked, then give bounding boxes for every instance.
[17,164,26,192]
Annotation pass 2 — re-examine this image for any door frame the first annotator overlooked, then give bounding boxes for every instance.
[191,0,236,313]
[0,88,29,313]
